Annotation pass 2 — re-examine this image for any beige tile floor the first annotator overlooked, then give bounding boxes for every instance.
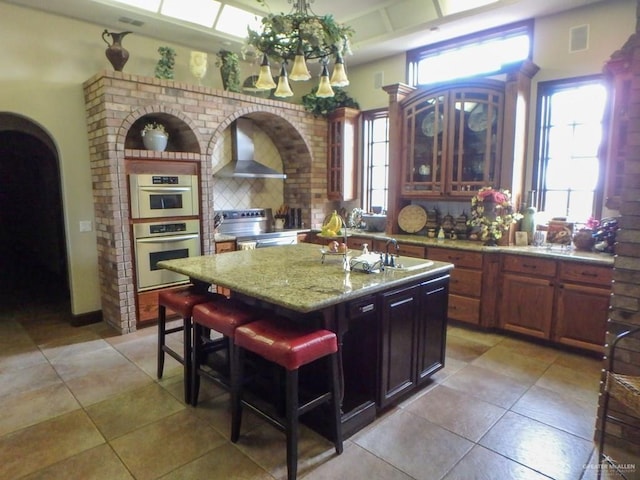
[1,294,639,480]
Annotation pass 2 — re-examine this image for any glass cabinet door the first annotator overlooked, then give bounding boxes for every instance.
[448,89,503,196]
[402,94,446,195]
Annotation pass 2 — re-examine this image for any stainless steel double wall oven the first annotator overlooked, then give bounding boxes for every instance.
[129,173,201,291]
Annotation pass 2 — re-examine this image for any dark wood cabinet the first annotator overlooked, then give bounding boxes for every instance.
[327,107,359,201]
[379,284,419,408]
[416,276,449,385]
[379,276,449,408]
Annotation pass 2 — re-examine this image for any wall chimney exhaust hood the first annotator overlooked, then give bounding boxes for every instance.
[215,118,286,179]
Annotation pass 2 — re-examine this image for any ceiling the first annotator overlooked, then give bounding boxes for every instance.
[4,0,607,66]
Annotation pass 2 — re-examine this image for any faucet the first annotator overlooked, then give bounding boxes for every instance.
[384,238,399,266]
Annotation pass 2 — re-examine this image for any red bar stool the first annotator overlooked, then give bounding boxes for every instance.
[190,299,263,406]
[157,286,225,404]
[231,317,343,480]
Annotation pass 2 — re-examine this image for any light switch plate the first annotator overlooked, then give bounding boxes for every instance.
[79,220,92,232]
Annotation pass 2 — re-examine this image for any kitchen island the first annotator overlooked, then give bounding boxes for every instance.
[159,243,454,437]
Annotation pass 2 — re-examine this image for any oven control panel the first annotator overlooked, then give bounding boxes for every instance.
[151,175,180,185]
[133,219,200,239]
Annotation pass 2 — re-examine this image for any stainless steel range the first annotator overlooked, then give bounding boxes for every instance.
[217,208,298,248]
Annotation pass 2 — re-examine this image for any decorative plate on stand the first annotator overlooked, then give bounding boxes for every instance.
[398,205,427,233]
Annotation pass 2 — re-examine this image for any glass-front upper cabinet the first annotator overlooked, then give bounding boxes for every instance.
[448,88,503,197]
[403,94,446,194]
[400,81,504,198]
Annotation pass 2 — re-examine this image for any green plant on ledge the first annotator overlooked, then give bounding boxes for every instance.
[216,50,242,93]
[155,46,177,79]
[302,87,359,117]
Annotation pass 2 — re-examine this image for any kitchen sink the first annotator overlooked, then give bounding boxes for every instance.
[386,256,434,271]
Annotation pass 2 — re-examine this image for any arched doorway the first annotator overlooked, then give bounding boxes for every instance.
[0,114,69,313]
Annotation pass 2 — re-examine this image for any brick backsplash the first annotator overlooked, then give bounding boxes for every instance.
[83,71,333,333]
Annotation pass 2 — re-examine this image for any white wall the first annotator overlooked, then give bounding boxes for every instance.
[0,2,231,315]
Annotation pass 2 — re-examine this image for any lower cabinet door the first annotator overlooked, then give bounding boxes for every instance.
[499,273,554,339]
[554,283,610,352]
[448,294,480,325]
[379,284,419,408]
[416,276,449,384]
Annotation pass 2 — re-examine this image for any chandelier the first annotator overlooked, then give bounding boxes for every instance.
[247,0,354,98]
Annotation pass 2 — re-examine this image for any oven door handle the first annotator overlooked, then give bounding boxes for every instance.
[138,186,191,193]
[136,234,200,244]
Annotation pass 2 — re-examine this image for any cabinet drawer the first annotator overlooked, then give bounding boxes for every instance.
[502,255,556,277]
[448,294,480,325]
[428,248,483,269]
[347,236,370,251]
[449,268,482,297]
[559,262,612,287]
[348,296,377,319]
[215,241,236,253]
[398,243,425,258]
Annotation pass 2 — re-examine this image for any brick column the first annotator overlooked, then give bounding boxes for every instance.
[83,71,331,333]
[596,0,640,454]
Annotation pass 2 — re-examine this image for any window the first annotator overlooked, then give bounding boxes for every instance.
[407,21,532,86]
[533,76,608,223]
[362,110,390,212]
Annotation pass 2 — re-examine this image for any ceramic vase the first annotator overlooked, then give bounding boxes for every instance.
[102,30,131,72]
[142,129,168,151]
[190,51,208,84]
[573,229,596,251]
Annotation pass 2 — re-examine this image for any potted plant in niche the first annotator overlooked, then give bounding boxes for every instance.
[216,49,241,93]
[141,122,168,151]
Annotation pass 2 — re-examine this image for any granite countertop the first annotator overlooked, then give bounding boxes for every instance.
[326,230,614,266]
[158,243,453,313]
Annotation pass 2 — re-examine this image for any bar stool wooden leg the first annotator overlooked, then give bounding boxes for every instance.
[230,344,244,443]
[285,368,299,480]
[157,304,167,379]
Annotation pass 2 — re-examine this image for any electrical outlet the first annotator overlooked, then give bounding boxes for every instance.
[79,220,92,232]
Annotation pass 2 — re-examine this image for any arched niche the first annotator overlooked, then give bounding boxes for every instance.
[125,113,199,153]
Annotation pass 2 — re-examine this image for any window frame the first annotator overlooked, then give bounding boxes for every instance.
[406,20,533,87]
[532,74,608,222]
[361,108,390,213]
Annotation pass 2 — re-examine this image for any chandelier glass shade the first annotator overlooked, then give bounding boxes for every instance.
[247,0,354,98]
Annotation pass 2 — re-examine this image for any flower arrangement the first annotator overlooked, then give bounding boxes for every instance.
[467,187,521,243]
[142,122,167,136]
